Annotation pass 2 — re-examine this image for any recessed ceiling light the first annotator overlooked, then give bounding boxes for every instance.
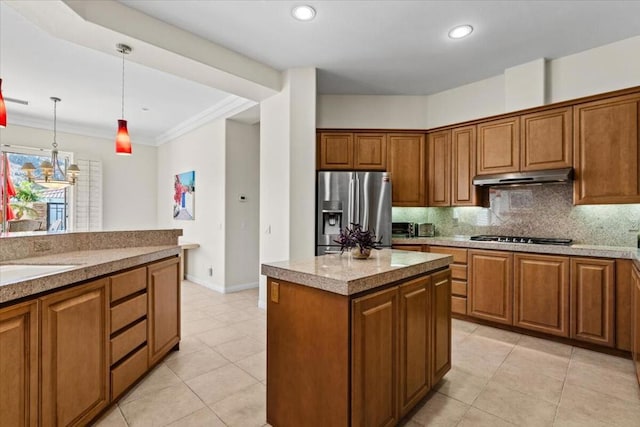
[448,24,474,39]
[292,5,316,21]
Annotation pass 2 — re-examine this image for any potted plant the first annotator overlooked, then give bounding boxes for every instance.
[10,181,42,219]
[333,223,383,259]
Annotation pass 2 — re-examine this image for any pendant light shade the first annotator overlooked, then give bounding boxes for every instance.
[115,43,132,155]
[0,78,6,128]
[116,119,132,154]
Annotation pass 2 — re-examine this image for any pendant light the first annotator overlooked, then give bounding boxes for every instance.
[115,43,132,155]
[21,97,80,189]
[0,78,6,128]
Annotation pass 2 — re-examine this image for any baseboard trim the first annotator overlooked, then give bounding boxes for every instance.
[225,281,259,293]
[184,275,258,294]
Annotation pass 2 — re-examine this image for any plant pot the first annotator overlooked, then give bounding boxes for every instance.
[352,247,371,259]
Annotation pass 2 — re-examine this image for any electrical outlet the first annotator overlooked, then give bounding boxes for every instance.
[629,220,640,232]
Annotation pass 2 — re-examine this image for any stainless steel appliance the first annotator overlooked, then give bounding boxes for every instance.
[317,171,392,255]
[392,222,416,238]
[417,223,435,237]
[472,167,573,187]
[469,235,572,245]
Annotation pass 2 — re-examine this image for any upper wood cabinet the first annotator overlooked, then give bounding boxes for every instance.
[354,133,387,170]
[0,300,38,427]
[468,249,513,325]
[428,130,451,206]
[388,133,427,207]
[40,278,110,427]
[514,254,570,337]
[573,94,640,205]
[477,117,520,175]
[521,107,573,171]
[452,126,481,206]
[318,132,354,170]
[570,258,615,347]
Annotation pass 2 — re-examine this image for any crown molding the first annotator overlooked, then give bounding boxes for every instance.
[155,95,258,145]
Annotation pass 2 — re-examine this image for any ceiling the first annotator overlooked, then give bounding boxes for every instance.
[2,1,640,144]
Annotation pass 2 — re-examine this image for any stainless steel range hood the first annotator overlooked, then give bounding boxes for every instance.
[472,168,573,187]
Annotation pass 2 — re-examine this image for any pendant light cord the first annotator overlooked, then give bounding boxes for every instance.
[52,98,58,149]
[121,48,125,119]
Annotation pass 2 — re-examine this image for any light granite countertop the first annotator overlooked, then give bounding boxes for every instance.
[392,236,640,261]
[261,249,453,296]
[0,245,180,305]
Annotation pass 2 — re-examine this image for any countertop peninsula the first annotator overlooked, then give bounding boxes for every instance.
[261,248,452,295]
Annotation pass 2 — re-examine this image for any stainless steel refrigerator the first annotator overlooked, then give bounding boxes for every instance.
[316,171,392,255]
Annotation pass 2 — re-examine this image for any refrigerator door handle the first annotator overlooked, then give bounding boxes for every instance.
[354,174,360,226]
[348,176,355,226]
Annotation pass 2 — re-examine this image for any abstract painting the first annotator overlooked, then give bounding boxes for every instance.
[173,170,195,220]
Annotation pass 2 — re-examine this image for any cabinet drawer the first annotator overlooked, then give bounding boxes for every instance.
[111,319,147,365]
[429,247,467,264]
[452,296,467,315]
[451,264,468,280]
[111,345,148,400]
[111,294,147,333]
[111,267,146,302]
[452,280,467,297]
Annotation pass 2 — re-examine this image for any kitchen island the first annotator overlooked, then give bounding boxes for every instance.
[0,230,182,426]
[261,249,453,427]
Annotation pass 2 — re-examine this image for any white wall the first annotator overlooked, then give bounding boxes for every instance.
[225,120,260,290]
[259,68,317,308]
[156,120,227,289]
[0,124,157,231]
[318,35,640,129]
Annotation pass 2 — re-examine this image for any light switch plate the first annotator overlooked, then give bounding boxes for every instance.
[271,282,279,303]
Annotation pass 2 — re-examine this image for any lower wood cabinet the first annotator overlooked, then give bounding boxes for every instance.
[468,250,513,325]
[514,254,570,337]
[40,278,110,427]
[267,268,451,427]
[570,258,615,347]
[0,300,38,427]
[148,257,181,366]
[632,264,640,384]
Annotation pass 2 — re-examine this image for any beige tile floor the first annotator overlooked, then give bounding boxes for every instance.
[94,280,640,427]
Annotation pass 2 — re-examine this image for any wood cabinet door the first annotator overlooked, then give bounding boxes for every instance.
[451,125,480,206]
[514,254,570,337]
[319,132,354,170]
[398,276,431,417]
[148,257,181,366]
[616,260,633,351]
[0,301,38,427]
[40,279,109,427]
[352,287,398,427]
[388,133,427,207]
[632,265,640,384]
[428,130,451,206]
[431,269,452,386]
[468,250,513,325]
[354,133,387,170]
[521,107,572,171]
[477,117,520,175]
[573,94,640,204]
[570,258,615,347]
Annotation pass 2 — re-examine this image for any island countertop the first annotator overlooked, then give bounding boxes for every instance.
[261,249,453,296]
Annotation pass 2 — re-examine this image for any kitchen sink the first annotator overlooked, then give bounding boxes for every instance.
[0,264,78,285]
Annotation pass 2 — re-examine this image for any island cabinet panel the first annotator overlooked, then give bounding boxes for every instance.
[616,260,633,351]
[513,254,570,337]
[398,276,431,418]
[319,132,354,170]
[451,125,480,206]
[431,269,452,386]
[388,133,427,206]
[573,94,640,205]
[520,107,573,171]
[570,258,615,347]
[0,300,38,427]
[147,257,180,366]
[40,278,110,427]
[352,287,399,427]
[476,117,520,175]
[632,264,640,384]
[468,250,513,325]
[267,278,350,427]
[428,130,451,206]
[354,133,387,170]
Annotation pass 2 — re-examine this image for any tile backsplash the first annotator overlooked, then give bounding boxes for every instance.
[393,184,640,247]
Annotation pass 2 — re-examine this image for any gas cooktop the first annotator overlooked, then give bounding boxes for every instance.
[469,235,573,246]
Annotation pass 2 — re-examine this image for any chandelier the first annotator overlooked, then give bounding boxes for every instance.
[21,97,80,189]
